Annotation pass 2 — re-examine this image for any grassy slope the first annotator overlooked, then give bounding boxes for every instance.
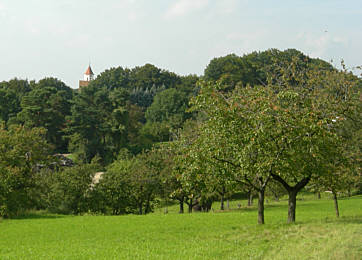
[0,195,361,259]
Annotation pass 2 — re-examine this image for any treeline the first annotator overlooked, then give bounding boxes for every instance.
[0,64,198,162]
[0,49,361,222]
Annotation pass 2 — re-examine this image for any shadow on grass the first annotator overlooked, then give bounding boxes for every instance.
[213,203,284,213]
[8,212,66,220]
[324,215,362,225]
[338,194,362,200]
[294,215,362,226]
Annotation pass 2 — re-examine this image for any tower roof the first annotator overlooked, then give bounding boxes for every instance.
[85,65,94,75]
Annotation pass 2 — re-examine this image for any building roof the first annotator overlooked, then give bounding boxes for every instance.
[85,65,94,75]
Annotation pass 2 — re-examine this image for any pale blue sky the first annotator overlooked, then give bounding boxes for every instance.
[0,0,361,88]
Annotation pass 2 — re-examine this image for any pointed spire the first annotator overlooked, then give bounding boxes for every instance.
[85,65,94,75]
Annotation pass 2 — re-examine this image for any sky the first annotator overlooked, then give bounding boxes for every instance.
[0,0,361,88]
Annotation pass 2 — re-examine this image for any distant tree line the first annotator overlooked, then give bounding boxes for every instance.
[0,49,360,223]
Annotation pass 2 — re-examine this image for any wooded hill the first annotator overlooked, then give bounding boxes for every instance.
[0,48,336,162]
[0,48,361,222]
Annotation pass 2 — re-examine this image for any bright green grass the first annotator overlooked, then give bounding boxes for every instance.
[1,195,361,259]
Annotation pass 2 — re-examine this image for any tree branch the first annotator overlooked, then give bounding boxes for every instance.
[212,156,241,169]
[271,173,291,192]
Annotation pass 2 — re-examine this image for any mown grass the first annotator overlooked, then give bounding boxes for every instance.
[0,195,361,259]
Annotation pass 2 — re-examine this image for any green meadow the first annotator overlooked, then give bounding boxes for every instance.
[1,195,361,260]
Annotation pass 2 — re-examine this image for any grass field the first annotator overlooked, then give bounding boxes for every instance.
[0,195,361,259]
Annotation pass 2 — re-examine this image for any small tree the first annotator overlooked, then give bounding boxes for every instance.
[98,150,162,215]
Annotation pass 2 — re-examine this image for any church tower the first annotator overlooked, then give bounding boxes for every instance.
[79,65,94,88]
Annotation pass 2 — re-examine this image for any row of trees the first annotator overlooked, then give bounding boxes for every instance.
[0,49,360,223]
[178,63,361,223]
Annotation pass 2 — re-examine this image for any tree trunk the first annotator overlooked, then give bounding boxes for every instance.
[274,195,279,202]
[164,197,168,214]
[146,198,152,213]
[138,203,143,215]
[179,197,184,214]
[317,192,321,199]
[227,200,230,210]
[272,174,311,223]
[188,198,193,213]
[271,189,279,201]
[220,194,224,210]
[258,189,265,224]
[287,191,297,223]
[248,192,253,206]
[332,191,340,218]
[145,196,151,214]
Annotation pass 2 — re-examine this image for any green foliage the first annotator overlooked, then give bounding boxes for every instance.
[94,148,164,215]
[0,78,31,97]
[146,88,189,125]
[0,50,359,223]
[92,157,133,214]
[0,89,19,123]
[130,84,166,108]
[204,48,334,90]
[66,63,193,163]
[90,66,131,91]
[17,78,73,152]
[186,57,360,223]
[0,125,51,217]
[90,64,185,108]
[0,64,197,163]
[141,88,190,142]
[176,74,200,97]
[0,79,31,125]
[67,86,129,163]
[204,53,256,89]
[129,63,180,92]
[34,160,102,214]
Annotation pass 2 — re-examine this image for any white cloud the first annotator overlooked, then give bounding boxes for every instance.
[165,0,209,19]
[295,31,349,62]
[297,32,329,57]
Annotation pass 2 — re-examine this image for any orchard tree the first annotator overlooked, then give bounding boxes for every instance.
[266,64,360,223]
[187,59,359,223]
[172,120,211,213]
[188,82,290,224]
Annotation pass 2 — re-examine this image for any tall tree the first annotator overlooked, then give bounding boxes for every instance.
[67,86,129,163]
[16,78,73,152]
[0,79,31,125]
[142,88,190,143]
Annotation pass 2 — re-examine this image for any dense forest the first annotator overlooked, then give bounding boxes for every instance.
[0,49,361,223]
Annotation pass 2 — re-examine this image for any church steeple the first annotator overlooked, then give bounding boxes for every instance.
[79,64,95,89]
[84,65,94,81]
